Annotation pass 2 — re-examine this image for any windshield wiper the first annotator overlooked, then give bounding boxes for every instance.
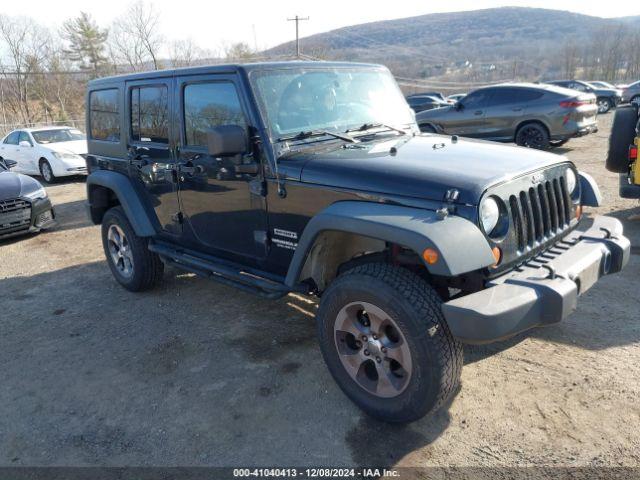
[277,129,357,143]
[346,123,408,136]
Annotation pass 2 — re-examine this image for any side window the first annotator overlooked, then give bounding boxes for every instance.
[90,89,120,142]
[569,82,586,92]
[462,90,491,109]
[491,88,544,106]
[4,131,20,145]
[18,131,32,146]
[183,82,246,147]
[130,85,169,144]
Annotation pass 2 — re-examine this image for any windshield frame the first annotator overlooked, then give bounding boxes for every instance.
[247,65,417,143]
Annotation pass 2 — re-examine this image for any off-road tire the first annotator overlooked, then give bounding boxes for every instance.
[515,122,550,150]
[316,263,462,423]
[101,206,164,292]
[606,104,639,173]
[39,159,56,184]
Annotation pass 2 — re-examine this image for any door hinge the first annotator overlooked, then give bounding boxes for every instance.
[172,212,184,224]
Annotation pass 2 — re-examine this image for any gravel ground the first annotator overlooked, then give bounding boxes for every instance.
[0,114,639,470]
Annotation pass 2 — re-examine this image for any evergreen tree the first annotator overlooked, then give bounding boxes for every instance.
[62,12,109,76]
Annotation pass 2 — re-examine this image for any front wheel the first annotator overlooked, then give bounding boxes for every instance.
[597,97,612,114]
[515,123,550,150]
[316,263,462,423]
[101,206,164,291]
[40,159,56,184]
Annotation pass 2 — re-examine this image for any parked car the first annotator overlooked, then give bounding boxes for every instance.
[621,80,640,104]
[0,158,55,240]
[85,62,629,423]
[0,126,88,184]
[588,81,617,90]
[406,94,450,113]
[447,93,467,103]
[606,100,640,199]
[546,80,622,114]
[416,83,598,149]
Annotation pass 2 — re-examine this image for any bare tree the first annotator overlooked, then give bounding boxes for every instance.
[110,0,163,71]
[0,15,50,124]
[168,39,214,67]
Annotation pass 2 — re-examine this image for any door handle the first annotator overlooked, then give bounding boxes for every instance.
[512,107,523,112]
[474,110,483,115]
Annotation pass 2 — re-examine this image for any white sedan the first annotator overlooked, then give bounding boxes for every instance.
[0,126,88,183]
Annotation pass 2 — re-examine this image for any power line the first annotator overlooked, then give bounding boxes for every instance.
[287,15,309,59]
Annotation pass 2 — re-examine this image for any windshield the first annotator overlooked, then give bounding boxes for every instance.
[250,66,415,139]
[32,129,86,144]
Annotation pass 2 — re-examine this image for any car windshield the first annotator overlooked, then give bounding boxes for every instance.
[31,129,86,144]
[250,66,415,139]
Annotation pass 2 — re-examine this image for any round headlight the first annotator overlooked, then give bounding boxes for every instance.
[565,167,577,194]
[480,197,500,234]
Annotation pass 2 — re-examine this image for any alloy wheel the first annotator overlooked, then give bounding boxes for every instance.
[107,224,134,278]
[42,162,53,182]
[333,301,412,398]
[597,99,609,114]
[519,126,545,149]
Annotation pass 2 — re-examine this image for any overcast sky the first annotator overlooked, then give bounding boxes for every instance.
[8,0,640,53]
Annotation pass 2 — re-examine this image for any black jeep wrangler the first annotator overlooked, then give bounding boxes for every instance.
[86,62,630,423]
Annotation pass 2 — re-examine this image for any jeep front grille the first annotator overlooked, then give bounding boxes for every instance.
[0,198,31,234]
[484,163,579,275]
[509,177,572,251]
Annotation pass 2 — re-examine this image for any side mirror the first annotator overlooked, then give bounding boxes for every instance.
[19,141,32,147]
[206,125,248,157]
[4,159,17,169]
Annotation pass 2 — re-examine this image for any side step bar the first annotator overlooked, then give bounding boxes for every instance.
[148,241,294,299]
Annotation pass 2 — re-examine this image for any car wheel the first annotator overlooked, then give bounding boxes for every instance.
[606,104,639,173]
[101,206,164,292]
[597,97,612,114]
[316,263,462,423]
[419,124,436,133]
[39,159,56,184]
[515,123,550,150]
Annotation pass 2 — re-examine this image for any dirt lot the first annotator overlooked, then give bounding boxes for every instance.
[1,114,639,470]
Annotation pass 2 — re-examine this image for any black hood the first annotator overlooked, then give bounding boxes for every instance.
[281,134,568,205]
[0,170,43,200]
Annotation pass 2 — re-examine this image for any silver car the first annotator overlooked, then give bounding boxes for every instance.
[622,81,640,103]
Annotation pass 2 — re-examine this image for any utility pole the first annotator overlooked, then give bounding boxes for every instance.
[287,15,309,59]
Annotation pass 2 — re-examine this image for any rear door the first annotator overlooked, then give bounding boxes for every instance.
[0,132,23,172]
[125,78,182,235]
[174,73,268,259]
[483,88,543,140]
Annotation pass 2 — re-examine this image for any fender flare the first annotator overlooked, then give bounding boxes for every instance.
[579,171,602,207]
[284,201,496,286]
[86,170,157,237]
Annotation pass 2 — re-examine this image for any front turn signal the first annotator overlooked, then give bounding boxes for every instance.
[491,246,502,267]
[422,248,439,265]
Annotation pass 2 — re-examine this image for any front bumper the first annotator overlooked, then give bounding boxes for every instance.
[0,197,56,240]
[442,215,630,344]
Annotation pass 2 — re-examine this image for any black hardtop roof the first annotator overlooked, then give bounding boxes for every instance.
[88,61,384,87]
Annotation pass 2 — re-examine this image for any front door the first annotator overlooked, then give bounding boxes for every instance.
[174,74,268,259]
[125,78,181,235]
[445,89,491,137]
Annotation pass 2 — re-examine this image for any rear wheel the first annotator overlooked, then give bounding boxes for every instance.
[39,159,56,184]
[597,97,613,114]
[515,122,550,150]
[419,124,436,133]
[316,263,462,423]
[101,206,164,291]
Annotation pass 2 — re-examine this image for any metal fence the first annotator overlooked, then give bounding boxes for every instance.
[0,119,84,137]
